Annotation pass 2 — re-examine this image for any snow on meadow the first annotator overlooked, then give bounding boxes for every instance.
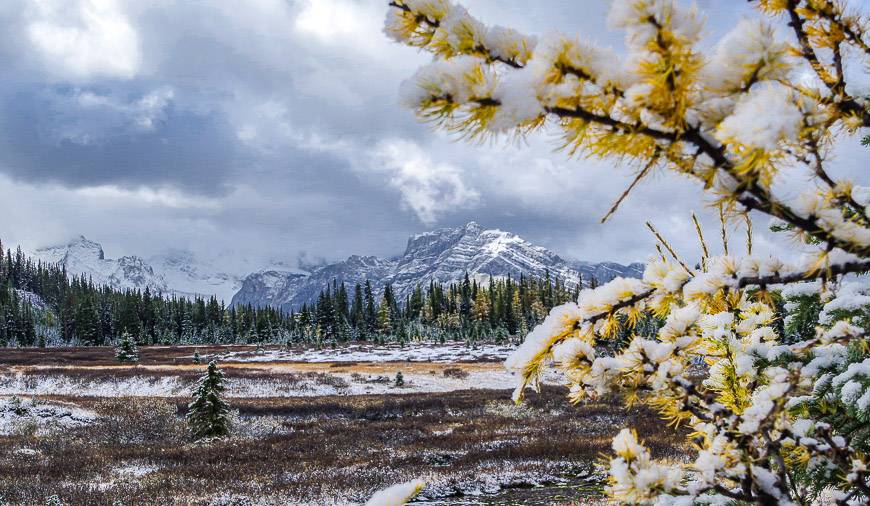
[206,342,516,364]
[0,365,546,398]
[0,397,96,435]
[0,342,557,399]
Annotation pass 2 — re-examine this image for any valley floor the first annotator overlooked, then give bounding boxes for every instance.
[0,345,686,505]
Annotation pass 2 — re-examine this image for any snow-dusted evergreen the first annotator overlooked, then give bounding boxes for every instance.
[187,361,230,440]
[114,332,139,363]
[384,0,870,503]
[232,221,642,311]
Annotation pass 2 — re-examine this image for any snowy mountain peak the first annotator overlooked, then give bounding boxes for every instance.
[33,237,167,294]
[32,238,244,301]
[31,237,280,303]
[464,220,484,233]
[37,235,106,264]
[232,223,644,312]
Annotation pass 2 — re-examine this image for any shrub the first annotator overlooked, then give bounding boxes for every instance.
[442,367,469,379]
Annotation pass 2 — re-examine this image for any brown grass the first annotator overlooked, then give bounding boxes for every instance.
[0,387,686,505]
[0,346,689,505]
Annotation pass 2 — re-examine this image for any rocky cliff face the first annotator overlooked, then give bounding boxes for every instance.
[31,225,645,311]
[34,236,169,294]
[232,222,645,312]
[32,237,246,301]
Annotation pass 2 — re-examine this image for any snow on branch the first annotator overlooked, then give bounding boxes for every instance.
[384,0,870,503]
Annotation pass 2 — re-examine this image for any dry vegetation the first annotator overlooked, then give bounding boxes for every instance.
[0,347,687,505]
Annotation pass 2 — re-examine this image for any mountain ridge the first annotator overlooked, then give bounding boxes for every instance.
[27,223,644,311]
[31,237,244,301]
[231,222,644,312]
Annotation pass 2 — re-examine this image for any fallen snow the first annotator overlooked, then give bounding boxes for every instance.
[209,342,516,364]
[0,373,191,398]
[0,397,96,435]
[0,367,557,399]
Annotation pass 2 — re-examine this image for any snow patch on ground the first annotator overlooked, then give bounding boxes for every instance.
[95,462,163,492]
[209,342,516,364]
[0,397,96,435]
[114,462,161,478]
[0,373,190,398]
[0,365,562,399]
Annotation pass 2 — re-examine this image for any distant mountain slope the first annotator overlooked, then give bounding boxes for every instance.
[232,222,644,312]
[30,224,644,311]
[31,237,244,301]
[34,236,169,294]
[148,250,243,302]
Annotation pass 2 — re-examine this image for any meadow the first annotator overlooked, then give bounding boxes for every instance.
[0,345,685,505]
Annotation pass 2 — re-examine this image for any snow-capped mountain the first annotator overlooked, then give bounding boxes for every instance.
[232,222,645,312]
[32,236,246,301]
[148,250,244,302]
[392,221,584,290]
[31,224,644,311]
[34,236,169,294]
[231,255,396,311]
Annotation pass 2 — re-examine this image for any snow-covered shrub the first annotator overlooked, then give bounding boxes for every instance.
[384,0,870,503]
[114,332,139,363]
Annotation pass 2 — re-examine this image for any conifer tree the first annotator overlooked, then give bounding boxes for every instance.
[187,361,230,440]
[9,395,25,416]
[114,331,139,363]
[350,283,364,328]
[377,293,392,336]
[386,0,870,503]
[364,280,377,335]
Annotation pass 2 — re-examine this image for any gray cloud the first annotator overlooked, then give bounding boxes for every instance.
[0,0,859,269]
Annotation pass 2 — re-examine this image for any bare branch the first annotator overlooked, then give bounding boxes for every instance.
[600,154,659,223]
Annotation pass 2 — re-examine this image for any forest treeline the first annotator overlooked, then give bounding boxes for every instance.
[0,239,587,347]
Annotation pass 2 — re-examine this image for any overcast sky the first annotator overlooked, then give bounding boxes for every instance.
[0,0,865,270]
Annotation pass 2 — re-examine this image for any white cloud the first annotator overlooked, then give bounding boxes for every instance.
[74,184,218,209]
[52,87,173,145]
[26,0,140,79]
[76,87,173,128]
[372,139,480,225]
[0,174,222,256]
[294,0,383,53]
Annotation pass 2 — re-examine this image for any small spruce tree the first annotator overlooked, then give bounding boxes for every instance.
[394,371,404,387]
[9,395,26,416]
[192,350,201,364]
[187,361,230,440]
[114,332,138,363]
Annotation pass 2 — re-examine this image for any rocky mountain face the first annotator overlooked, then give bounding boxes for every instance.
[232,222,645,312]
[569,260,646,284]
[34,236,169,294]
[31,224,645,311]
[31,237,244,301]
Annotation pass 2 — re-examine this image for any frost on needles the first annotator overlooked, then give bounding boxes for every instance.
[382,0,870,503]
